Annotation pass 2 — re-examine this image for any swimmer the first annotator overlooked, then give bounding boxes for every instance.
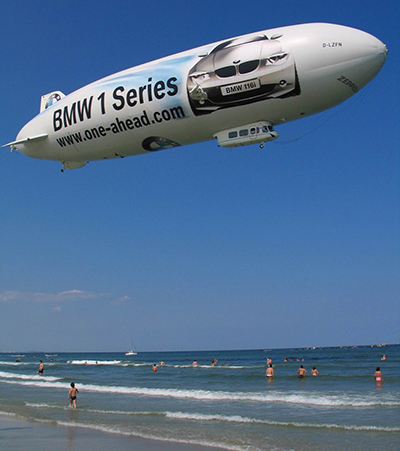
[152,363,157,372]
[267,357,272,365]
[381,354,386,361]
[297,365,307,378]
[68,382,79,408]
[374,366,383,382]
[192,360,198,366]
[311,366,319,376]
[160,360,165,366]
[37,360,44,375]
[265,364,274,377]
[284,358,288,362]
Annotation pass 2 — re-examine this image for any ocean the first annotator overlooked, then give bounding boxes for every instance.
[0,346,399,450]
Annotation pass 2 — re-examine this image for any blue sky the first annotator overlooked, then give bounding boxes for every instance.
[0,1,399,352]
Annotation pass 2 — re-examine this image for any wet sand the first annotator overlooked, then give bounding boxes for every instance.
[0,414,221,451]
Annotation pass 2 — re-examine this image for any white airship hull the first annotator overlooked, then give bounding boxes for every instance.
[6,23,387,170]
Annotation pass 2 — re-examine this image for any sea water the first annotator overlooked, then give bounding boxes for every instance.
[0,346,399,450]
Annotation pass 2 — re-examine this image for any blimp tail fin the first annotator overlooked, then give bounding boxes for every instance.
[40,91,65,113]
[2,134,48,149]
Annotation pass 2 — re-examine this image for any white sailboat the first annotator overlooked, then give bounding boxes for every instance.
[125,338,137,356]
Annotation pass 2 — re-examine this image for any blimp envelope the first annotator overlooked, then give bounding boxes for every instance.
[3,23,388,170]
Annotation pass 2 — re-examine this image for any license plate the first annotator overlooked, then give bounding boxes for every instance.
[221,79,260,96]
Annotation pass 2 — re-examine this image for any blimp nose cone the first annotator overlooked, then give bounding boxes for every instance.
[364,32,388,64]
[346,28,388,88]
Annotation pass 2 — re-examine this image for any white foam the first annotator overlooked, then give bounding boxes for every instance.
[0,379,69,389]
[1,409,248,450]
[24,402,400,433]
[26,402,56,409]
[170,364,256,369]
[36,418,248,451]
[0,410,18,418]
[68,360,121,365]
[165,411,400,432]
[0,371,61,382]
[0,361,35,366]
[25,403,158,417]
[2,377,399,407]
[126,363,151,367]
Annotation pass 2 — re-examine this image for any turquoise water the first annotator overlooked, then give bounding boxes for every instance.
[1,346,399,450]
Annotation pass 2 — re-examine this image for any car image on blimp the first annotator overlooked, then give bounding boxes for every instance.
[187,34,300,115]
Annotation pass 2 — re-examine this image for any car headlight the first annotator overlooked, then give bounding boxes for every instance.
[190,72,210,83]
[266,52,289,65]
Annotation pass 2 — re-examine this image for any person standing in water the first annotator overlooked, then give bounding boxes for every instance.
[311,366,319,376]
[68,382,79,408]
[374,367,383,382]
[297,365,307,378]
[265,364,274,377]
[37,360,44,375]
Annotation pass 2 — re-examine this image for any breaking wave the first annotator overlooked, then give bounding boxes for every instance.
[67,360,121,365]
[1,375,396,407]
[35,417,247,451]
[23,404,400,433]
[0,371,61,382]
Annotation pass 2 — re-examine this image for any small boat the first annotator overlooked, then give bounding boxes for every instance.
[125,338,137,356]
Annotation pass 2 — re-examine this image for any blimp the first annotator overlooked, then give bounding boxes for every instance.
[3,23,387,171]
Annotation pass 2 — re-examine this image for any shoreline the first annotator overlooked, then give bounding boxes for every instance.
[0,413,223,451]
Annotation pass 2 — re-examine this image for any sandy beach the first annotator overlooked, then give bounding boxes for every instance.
[0,414,221,451]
